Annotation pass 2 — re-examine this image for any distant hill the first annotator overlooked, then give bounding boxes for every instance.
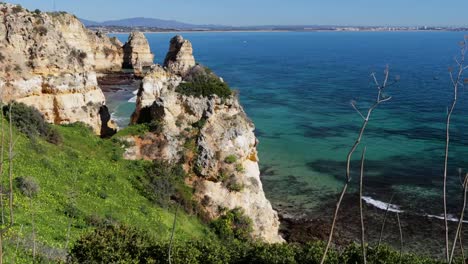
[80,17,218,30]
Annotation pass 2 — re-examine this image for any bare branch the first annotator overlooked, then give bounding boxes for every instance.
[377,193,396,248]
[320,67,394,264]
[397,212,403,264]
[449,174,468,264]
[168,204,179,264]
[443,40,466,262]
[359,147,367,264]
[351,101,366,120]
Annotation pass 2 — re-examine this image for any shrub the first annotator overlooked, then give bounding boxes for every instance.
[15,176,40,198]
[192,118,207,130]
[134,161,192,209]
[69,225,445,264]
[235,163,245,173]
[33,9,41,15]
[68,225,155,263]
[12,5,23,14]
[69,49,87,66]
[34,26,48,36]
[224,155,237,164]
[102,46,115,57]
[210,208,253,242]
[3,102,62,145]
[246,243,298,264]
[176,66,232,99]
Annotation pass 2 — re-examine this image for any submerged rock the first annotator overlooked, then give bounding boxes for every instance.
[122,32,154,74]
[126,36,283,243]
[0,3,122,134]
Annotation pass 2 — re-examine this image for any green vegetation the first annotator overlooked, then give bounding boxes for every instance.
[192,118,207,130]
[33,25,48,36]
[176,66,232,99]
[0,117,212,262]
[134,161,197,213]
[211,208,253,242]
[68,49,87,66]
[235,163,245,173]
[4,102,62,144]
[224,154,237,164]
[69,224,448,264]
[11,5,23,14]
[114,123,150,137]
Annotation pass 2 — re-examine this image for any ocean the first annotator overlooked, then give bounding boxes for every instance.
[106,31,468,251]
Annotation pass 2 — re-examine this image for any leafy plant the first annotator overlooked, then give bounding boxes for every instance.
[176,66,232,99]
[224,155,237,164]
[210,208,253,242]
[3,102,62,145]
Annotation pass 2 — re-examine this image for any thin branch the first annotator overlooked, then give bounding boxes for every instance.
[449,175,468,263]
[320,67,395,264]
[351,102,366,121]
[168,205,179,264]
[397,212,403,264]
[443,41,466,263]
[8,104,13,226]
[359,147,367,264]
[377,193,396,248]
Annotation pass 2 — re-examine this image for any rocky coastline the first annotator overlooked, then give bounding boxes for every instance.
[0,3,283,243]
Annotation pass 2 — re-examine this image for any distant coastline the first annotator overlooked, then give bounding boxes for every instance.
[86,25,468,34]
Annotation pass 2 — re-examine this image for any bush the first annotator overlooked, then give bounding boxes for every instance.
[69,224,446,264]
[69,49,87,66]
[134,161,192,209]
[3,102,62,145]
[11,5,22,14]
[210,208,253,242]
[34,26,48,36]
[224,155,237,164]
[15,176,40,198]
[33,9,41,15]
[176,66,232,99]
[68,225,155,263]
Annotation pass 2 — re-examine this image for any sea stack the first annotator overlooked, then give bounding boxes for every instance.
[122,32,154,74]
[163,35,196,76]
[126,37,284,243]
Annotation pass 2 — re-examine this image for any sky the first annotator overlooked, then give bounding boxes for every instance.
[5,0,468,27]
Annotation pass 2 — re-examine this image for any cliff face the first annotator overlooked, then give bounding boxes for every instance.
[163,35,196,76]
[0,3,121,134]
[127,36,283,243]
[123,32,154,75]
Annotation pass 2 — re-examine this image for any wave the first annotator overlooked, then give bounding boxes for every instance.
[362,196,468,223]
[425,213,468,224]
[128,96,137,103]
[132,89,139,95]
[362,196,403,213]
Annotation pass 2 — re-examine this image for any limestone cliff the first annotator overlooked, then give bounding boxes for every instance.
[0,3,121,134]
[163,35,196,76]
[126,36,283,243]
[123,32,154,75]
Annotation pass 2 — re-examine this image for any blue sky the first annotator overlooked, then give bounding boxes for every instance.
[6,0,468,27]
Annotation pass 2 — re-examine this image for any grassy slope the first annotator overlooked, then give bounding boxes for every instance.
[3,122,213,263]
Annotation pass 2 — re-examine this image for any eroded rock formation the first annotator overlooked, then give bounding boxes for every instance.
[126,36,283,243]
[0,3,121,134]
[123,32,154,74]
[163,35,196,76]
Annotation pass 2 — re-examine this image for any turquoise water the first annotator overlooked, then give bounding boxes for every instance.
[109,32,468,218]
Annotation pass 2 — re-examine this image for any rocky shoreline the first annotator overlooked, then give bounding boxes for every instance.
[0,3,283,243]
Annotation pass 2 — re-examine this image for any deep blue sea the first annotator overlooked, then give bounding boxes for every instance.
[108,31,468,222]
